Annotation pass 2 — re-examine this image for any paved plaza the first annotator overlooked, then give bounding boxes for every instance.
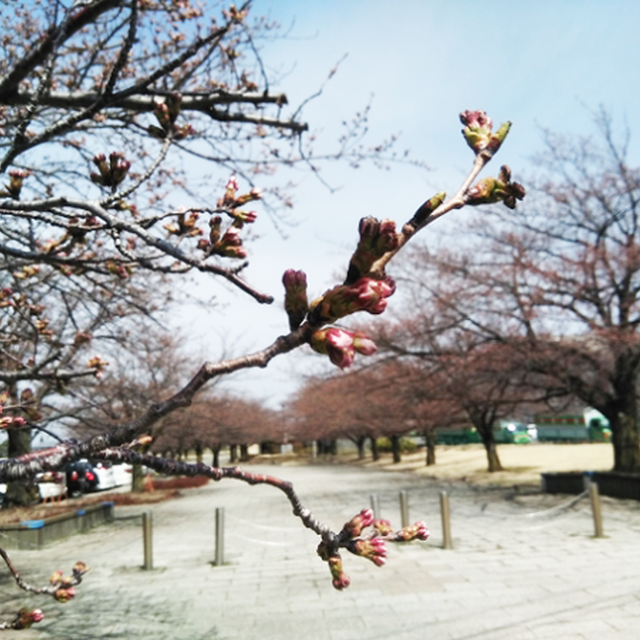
[2,462,640,639]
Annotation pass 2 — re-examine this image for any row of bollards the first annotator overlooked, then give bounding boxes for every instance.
[372,490,453,549]
[137,484,606,571]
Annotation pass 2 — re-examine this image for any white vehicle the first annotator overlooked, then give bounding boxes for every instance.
[92,461,132,491]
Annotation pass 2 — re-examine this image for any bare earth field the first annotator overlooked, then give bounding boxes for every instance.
[351,442,615,488]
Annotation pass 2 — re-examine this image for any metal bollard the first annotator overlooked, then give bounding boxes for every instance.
[399,491,410,528]
[142,511,153,570]
[370,494,380,520]
[214,507,225,566]
[589,482,605,538]
[440,491,453,549]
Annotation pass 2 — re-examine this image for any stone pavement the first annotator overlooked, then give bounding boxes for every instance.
[2,462,640,639]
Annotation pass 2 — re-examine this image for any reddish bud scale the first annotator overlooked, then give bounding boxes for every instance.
[282,269,309,331]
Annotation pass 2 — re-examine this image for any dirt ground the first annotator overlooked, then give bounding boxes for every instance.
[350,442,615,488]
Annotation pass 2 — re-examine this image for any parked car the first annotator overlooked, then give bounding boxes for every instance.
[89,461,132,491]
[66,460,99,497]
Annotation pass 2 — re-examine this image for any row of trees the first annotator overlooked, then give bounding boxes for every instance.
[291,111,640,476]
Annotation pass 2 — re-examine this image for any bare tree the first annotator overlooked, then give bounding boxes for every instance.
[405,111,640,472]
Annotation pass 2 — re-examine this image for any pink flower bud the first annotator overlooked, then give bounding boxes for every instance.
[352,332,377,356]
[233,209,257,224]
[327,555,350,590]
[283,269,309,331]
[460,110,511,156]
[54,587,76,603]
[396,521,430,542]
[351,538,387,566]
[342,508,375,538]
[30,610,44,623]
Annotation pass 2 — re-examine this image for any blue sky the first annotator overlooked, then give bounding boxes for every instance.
[179,0,640,408]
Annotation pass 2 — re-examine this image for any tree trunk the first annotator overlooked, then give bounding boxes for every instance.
[212,446,221,468]
[370,436,379,461]
[240,443,249,461]
[229,444,238,463]
[356,436,366,460]
[424,430,436,466]
[478,430,503,472]
[6,427,39,506]
[195,443,203,464]
[606,399,640,473]
[390,434,401,464]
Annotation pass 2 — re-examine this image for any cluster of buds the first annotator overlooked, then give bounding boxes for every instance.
[148,93,194,140]
[105,259,132,279]
[0,415,27,429]
[309,276,396,325]
[10,608,44,630]
[317,509,430,590]
[199,217,247,259]
[310,327,377,369]
[87,355,109,379]
[460,110,511,157]
[217,175,262,210]
[0,169,30,199]
[196,176,261,259]
[466,165,526,209]
[164,209,203,237]
[223,3,249,21]
[74,331,93,346]
[90,152,131,190]
[282,269,309,331]
[35,318,54,339]
[50,561,89,603]
[346,217,399,283]
[12,265,39,280]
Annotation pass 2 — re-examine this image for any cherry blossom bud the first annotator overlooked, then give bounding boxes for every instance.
[342,508,375,538]
[352,332,377,356]
[0,416,26,429]
[54,587,76,603]
[395,521,430,542]
[232,210,257,224]
[14,608,44,629]
[87,355,109,378]
[282,269,309,331]
[219,175,239,207]
[373,519,393,536]
[50,569,64,584]
[409,191,446,228]
[4,169,30,199]
[310,327,356,368]
[234,187,263,206]
[347,217,399,283]
[460,110,492,153]
[350,538,387,566]
[466,165,525,209]
[74,331,93,345]
[310,276,396,323]
[460,110,511,156]
[327,556,350,590]
[209,216,222,245]
[72,561,90,576]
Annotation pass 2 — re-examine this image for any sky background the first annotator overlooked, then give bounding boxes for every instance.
[177,0,640,409]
